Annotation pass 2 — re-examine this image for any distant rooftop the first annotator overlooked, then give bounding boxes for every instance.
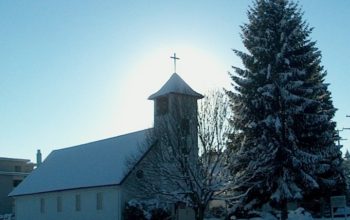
[0,171,32,176]
[148,73,203,100]
[0,157,31,163]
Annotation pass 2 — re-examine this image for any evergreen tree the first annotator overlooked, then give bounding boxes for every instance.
[227,0,345,217]
[343,150,350,193]
[345,150,350,160]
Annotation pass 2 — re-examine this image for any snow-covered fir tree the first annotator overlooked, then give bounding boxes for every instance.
[226,0,345,217]
[345,150,350,160]
[343,151,350,192]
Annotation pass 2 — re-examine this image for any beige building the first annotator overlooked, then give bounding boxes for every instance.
[0,157,34,215]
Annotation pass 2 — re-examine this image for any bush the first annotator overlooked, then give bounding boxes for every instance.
[210,206,227,218]
[124,199,171,220]
[150,207,171,220]
[124,203,147,220]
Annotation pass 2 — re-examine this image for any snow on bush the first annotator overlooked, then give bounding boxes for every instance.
[125,199,171,220]
[228,208,314,220]
[288,208,314,220]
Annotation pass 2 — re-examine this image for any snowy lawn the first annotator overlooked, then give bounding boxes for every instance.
[204,207,350,220]
[204,217,350,219]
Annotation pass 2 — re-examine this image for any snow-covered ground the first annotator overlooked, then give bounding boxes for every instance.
[204,207,350,220]
[205,217,350,220]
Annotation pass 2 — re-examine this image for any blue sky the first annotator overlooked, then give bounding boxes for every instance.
[1,0,349,162]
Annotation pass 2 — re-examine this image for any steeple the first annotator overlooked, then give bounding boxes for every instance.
[148,73,204,100]
[149,73,203,155]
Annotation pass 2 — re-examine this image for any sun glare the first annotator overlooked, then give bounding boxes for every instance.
[112,46,230,135]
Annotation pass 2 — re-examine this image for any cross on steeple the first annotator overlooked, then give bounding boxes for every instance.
[170,53,180,73]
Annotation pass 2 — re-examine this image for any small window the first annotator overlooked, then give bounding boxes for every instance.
[14,166,21,172]
[75,194,81,211]
[181,118,190,135]
[136,170,144,179]
[57,196,62,212]
[13,179,22,187]
[96,192,103,210]
[156,97,168,116]
[40,198,45,213]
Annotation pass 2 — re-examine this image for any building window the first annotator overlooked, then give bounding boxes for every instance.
[14,166,21,172]
[181,118,190,135]
[12,200,15,213]
[75,194,81,211]
[40,198,45,213]
[57,196,62,212]
[96,192,103,210]
[13,179,22,187]
[156,97,168,116]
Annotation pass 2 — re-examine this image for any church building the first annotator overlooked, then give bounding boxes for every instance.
[9,72,203,220]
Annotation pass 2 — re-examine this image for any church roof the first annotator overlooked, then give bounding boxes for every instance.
[148,73,204,100]
[9,129,151,196]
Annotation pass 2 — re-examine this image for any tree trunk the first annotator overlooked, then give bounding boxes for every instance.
[281,199,288,220]
[195,205,206,220]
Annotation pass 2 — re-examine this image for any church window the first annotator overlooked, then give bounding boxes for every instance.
[75,194,81,211]
[96,192,103,210]
[57,196,62,212]
[136,170,144,179]
[156,97,168,116]
[40,198,45,213]
[181,118,190,135]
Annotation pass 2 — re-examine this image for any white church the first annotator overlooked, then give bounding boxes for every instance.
[9,72,203,220]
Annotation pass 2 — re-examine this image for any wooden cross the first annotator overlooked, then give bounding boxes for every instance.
[170,53,180,73]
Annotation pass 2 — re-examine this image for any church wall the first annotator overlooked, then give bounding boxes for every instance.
[14,185,123,220]
[121,145,154,200]
[153,94,199,156]
[166,94,200,159]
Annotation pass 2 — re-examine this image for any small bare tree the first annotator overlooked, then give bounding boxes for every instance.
[125,90,232,220]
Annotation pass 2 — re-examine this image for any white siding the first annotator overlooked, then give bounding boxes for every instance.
[14,186,122,220]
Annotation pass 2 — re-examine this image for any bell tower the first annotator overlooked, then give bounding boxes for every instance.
[148,72,203,154]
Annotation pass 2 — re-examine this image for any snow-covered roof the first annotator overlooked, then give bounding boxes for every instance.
[0,157,31,162]
[9,129,151,196]
[148,73,204,100]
